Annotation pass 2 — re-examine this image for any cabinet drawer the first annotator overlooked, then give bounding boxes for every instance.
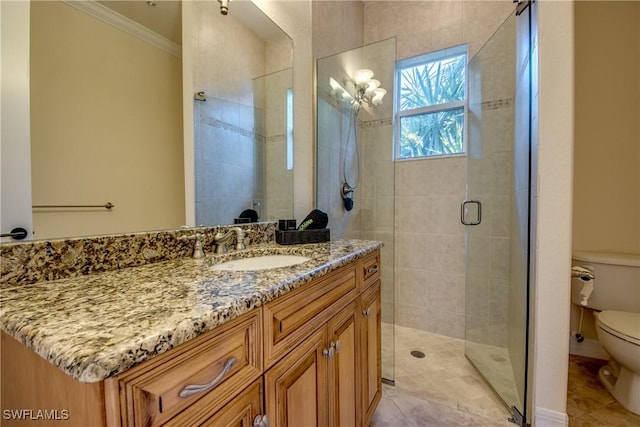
[361,251,381,290]
[263,264,359,368]
[108,310,262,427]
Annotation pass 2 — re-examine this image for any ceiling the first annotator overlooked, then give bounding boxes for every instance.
[98,1,182,44]
[97,0,288,46]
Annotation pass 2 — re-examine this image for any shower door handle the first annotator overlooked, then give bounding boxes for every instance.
[461,200,482,226]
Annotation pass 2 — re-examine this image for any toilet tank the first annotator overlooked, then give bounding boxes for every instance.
[571,251,640,312]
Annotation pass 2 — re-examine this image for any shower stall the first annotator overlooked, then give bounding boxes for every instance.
[315,4,532,422]
[316,38,397,382]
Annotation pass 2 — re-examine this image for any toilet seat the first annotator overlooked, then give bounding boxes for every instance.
[597,310,640,346]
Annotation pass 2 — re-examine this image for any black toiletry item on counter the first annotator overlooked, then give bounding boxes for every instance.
[238,209,259,222]
[298,209,328,231]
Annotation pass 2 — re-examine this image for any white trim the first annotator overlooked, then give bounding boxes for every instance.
[398,44,468,69]
[534,407,569,427]
[64,0,181,58]
[398,100,466,118]
[182,0,194,226]
[569,337,610,361]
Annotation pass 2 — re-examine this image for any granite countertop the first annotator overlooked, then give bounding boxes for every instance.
[0,239,382,383]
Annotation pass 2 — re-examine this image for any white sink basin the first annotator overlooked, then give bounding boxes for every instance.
[209,254,311,271]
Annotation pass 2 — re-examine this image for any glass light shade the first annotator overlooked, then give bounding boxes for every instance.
[364,79,381,94]
[354,69,374,85]
[372,88,387,105]
[329,77,353,101]
[329,77,342,93]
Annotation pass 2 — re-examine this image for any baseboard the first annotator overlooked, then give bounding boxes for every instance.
[569,337,609,360]
[534,407,568,427]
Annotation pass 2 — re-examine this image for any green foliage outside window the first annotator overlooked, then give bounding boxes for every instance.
[398,52,466,159]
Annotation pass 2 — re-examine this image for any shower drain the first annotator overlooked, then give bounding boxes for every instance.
[410,350,426,359]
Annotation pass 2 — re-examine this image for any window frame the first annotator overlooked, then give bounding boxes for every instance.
[394,44,469,161]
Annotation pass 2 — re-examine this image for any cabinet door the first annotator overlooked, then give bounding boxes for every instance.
[264,328,329,427]
[360,281,381,426]
[327,299,359,427]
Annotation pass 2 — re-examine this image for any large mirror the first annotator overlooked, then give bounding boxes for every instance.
[6,0,292,241]
[190,0,294,227]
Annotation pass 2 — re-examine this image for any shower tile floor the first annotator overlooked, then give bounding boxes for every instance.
[373,324,513,426]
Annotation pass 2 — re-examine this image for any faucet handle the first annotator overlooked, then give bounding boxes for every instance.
[179,233,205,259]
[234,227,246,250]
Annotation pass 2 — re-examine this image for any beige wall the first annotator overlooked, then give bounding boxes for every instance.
[569,1,640,349]
[573,1,640,255]
[532,0,574,423]
[313,0,364,59]
[30,1,184,239]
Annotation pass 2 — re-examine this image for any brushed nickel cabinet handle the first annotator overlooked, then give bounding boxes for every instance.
[179,357,237,398]
[362,308,371,317]
[254,414,270,427]
[366,265,379,274]
[323,346,335,358]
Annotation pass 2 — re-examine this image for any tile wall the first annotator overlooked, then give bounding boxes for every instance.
[363,1,514,338]
[191,1,294,226]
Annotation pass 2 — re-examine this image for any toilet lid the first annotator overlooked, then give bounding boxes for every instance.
[598,310,640,340]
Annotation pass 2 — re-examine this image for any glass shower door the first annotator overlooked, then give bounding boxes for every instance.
[463,6,531,425]
[316,38,397,383]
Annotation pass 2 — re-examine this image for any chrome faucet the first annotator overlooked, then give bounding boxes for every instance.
[213,227,246,254]
[179,232,205,259]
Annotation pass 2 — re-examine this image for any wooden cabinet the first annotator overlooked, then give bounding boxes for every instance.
[262,264,359,369]
[360,281,382,426]
[327,300,360,427]
[105,309,263,426]
[192,379,263,427]
[264,300,361,427]
[1,249,382,427]
[263,251,382,427]
[264,327,329,427]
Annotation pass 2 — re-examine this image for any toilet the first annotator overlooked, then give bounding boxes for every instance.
[571,251,640,415]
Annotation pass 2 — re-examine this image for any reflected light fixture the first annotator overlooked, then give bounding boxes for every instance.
[329,69,387,111]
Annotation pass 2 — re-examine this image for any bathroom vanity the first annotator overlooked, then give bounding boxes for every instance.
[0,239,382,427]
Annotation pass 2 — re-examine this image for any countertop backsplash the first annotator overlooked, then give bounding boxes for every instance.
[0,222,277,287]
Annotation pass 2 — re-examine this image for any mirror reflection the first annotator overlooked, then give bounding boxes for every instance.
[23,0,292,241]
[191,0,293,226]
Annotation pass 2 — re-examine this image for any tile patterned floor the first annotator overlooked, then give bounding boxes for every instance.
[567,354,640,426]
[373,324,513,427]
[373,325,640,426]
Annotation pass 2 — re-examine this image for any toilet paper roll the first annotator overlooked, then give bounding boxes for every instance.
[580,279,594,306]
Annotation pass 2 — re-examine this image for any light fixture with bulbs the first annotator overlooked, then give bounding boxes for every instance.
[329,69,387,111]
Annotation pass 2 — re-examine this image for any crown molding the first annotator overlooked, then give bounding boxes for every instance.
[63,1,181,58]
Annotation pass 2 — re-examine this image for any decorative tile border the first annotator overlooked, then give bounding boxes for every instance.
[200,113,266,143]
[481,98,513,111]
[0,222,277,287]
[361,118,393,128]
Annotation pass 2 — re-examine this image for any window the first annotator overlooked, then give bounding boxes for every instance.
[286,87,294,171]
[395,45,468,160]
